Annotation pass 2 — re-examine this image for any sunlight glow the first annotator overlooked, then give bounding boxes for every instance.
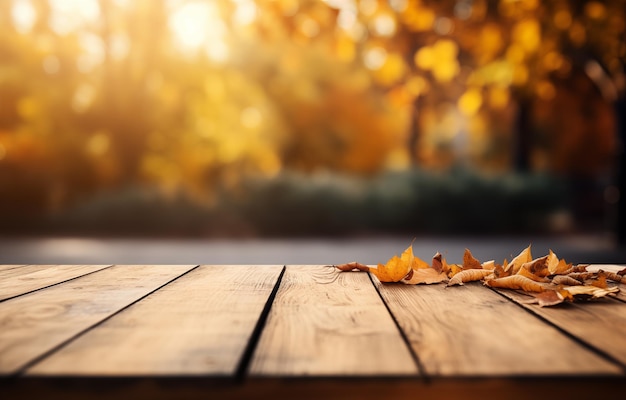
[169,1,229,62]
[364,47,387,70]
[232,0,257,26]
[11,0,36,34]
[49,0,100,35]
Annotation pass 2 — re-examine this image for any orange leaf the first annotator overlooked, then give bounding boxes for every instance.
[462,248,482,270]
[519,255,550,278]
[335,262,370,272]
[517,267,550,283]
[505,245,532,274]
[447,268,493,286]
[402,268,448,284]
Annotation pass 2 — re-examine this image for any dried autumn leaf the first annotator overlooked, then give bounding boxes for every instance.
[432,252,444,273]
[517,267,550,283]
[505,245,532,274]
[481,260,496,270]
[447,263,464,278]
[411,254,431,270]
[551,275,581,286]
[561,285,619,300]
[602,271,626,284]
[547,250,572,275]
[447,268,493,286]
[484,275,547,292]
[561,264,589,275]
[402,268,448,285]
[523,290,565,307]
[369,245,413,282]
[519,255,550,278]
[462,248,482,270]
[335,262,370,272]
[589,271,609,289]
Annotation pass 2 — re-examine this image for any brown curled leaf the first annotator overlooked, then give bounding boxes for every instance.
[462,248,482,270]
[481,260,496,270]
[484,275,547,292]
[335,262,370,272]
[551,275,582,286]
[567,272,596,281]
[432,252,444,273]
[603,271,626,284]
[402,268,448,285]
[561,264,589,275]
[523,290,565,307]
[447,268,493,286]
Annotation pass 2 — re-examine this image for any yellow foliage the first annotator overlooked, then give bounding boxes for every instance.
[513,19,540,53]
[458,89,483,116]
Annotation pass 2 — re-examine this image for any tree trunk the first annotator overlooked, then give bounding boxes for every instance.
[616,95,626,245]
[514,94,532,171]
[408,96,423,165]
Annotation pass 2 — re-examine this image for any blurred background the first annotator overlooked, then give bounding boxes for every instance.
[0,0,625,264]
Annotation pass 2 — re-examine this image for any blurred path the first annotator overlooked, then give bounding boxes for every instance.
[0,235,623,265]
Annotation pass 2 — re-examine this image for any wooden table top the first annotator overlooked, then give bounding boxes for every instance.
[1,264,625,399]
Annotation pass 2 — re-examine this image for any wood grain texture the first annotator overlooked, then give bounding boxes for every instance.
[496,288,626,366]
[0,265,111,301]
[250,266,418,376]
[375,281,621,376]
[28,265,283,376]
[0,265,27,273]
[0,265,195,375]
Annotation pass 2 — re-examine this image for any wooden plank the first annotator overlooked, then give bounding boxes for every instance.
[0,265,27,273]
[0,265,195,375]
[0,265,111,301]
[496,287,626,367]
[375,281,621,376]
[250,266,418,376]
[28,265,283,376]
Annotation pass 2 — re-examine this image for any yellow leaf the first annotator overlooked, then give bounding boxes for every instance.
[505,245,532,274]
[369,245,413,282]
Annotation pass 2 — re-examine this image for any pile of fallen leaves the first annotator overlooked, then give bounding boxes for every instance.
[335,245,625,307]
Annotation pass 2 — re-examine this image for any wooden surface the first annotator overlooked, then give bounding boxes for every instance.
[0,265,195,374]
[0,265,111,301]
[250,266,417,376]
[29,265,283,376]
[1,264,626,399]
[376,281,621,376]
